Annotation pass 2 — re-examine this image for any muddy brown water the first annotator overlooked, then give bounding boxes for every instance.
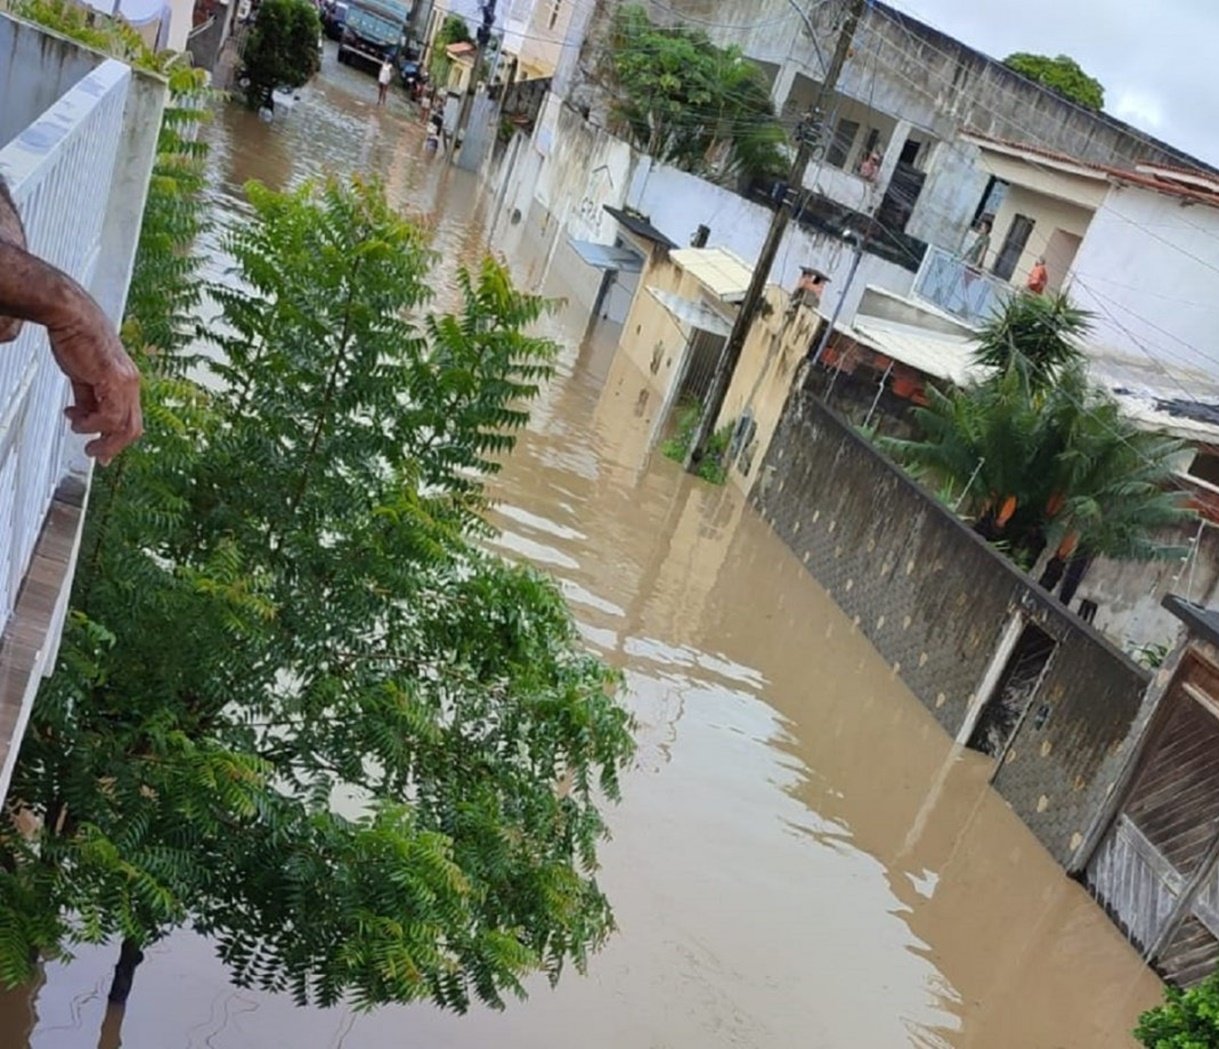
[0,50,1164,1048]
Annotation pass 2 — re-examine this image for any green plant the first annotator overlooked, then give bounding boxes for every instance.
[1132,641,1173,670]
[608,4,787,185]
[240,0,321,109]
[660,401,730,484]
[0,178,635,1012]
[1004,52,1105,110]
[661,399,702,462]
[1135,972,1219,1046]
[971,291,1091,390]
[882,295,1194,586]
[429,14,472,86]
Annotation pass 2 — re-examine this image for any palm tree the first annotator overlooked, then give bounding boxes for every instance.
[972,291,1091,391]
[883,297,1196,591]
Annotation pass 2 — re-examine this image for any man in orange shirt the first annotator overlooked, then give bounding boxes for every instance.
[1026,257,1048,294]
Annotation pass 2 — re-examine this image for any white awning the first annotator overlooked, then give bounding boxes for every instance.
[669,247,753,303]
[848,316,981,387]
[567,239,644,273]
[647,287,733,337]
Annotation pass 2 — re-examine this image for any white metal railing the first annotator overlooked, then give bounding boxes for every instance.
[0,59,131,633]
[912,243,1012,327]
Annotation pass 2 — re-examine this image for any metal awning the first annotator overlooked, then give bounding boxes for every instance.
[567,239,644,272]
[847,316,981,387]
[647,287,733,337]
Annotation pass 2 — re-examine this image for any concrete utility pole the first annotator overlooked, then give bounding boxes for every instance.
[452,0,496,161]
[686,0,866,471]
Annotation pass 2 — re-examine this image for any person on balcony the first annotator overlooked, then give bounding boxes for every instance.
[0,178,142,465]
[962,218,991,269]
[1026,257,1049,295]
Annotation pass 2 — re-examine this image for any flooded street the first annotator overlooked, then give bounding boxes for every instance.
[3,51,1164,1047]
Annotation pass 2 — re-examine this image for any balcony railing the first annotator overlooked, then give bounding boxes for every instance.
[0,59,131,630]
[912,244,1012,327]
[0,17,165,800]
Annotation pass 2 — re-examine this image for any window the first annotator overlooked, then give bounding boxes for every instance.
[993,214,1035,281]
[826,118,860,169]
[547,0,561,30]
[899,137,923,168]
[972,175,1008,226]
[862,127,881,159]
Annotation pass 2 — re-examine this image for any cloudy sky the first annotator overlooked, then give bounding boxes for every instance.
[887,0,1219,166]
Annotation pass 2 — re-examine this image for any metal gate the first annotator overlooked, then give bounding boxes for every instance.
[1086,660,1219,985]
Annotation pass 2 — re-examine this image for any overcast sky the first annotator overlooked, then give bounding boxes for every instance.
[886,0,1219,167]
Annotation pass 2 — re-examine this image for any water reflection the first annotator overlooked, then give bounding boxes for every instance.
[0,43,1163,1049]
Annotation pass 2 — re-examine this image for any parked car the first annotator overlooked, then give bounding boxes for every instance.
[321,1,348,41]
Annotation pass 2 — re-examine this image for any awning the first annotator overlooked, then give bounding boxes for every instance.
[567,239,644,273]
[669,247,753,303]
[603,205,677,248]
[848,316,980,387]
[648,287,733,337]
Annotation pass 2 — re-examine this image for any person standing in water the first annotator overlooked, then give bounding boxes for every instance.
[377,57,393,106]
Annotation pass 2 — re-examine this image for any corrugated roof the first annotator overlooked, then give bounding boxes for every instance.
[669,247,753,303]
[847,316,982,387]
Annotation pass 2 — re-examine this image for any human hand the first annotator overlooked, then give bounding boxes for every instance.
[45,295,143,465]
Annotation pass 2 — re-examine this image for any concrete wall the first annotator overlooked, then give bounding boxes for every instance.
[0,15,104,149]
[752,388,1151,864]
[1069,186,1219,380]
[714,285,818,493]
[488,100,918,327]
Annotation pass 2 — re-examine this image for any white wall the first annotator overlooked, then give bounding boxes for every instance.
[1069,186,1219,380]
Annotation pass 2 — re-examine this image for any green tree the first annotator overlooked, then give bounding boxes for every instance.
[1003,52,1105,110]
[608,4,786,185]
[0,174,634,1010]
[240,0,321,110]
[429,14,473,86]
[883,295,1192,591]
[1136,972,1219,1047]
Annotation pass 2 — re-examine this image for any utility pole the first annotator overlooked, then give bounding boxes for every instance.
[452,0,496,164]
[686,0,866,470]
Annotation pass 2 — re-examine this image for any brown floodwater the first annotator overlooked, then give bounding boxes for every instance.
[0,49,1164,1048]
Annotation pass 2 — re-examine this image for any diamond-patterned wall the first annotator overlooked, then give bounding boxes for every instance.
[752,388,1152,865]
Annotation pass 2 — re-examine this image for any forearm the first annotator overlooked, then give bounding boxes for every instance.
[0,239,84,330]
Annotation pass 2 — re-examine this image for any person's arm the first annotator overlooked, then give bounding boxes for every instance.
[0,187,142,465]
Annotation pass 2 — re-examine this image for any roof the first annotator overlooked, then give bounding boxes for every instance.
[963,131,1219,210]
[846,316,982,387]
[646,288,733,338]
[668,247,753,303]
[603,205,677,249]
[1165,594,1219,647]
[1088,351,1219,444]
[445,42,477,59]
[566,238,644,273]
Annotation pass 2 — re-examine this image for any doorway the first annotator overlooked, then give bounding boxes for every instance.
[1086,661,1219,985]
[966,620,1056,759]
[993,214,1035,281]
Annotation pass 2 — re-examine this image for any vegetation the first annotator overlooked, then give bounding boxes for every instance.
[240,0,321,109]
[0,13,634,1008]
[1003,52,1105,110]
[884,294,1193,597]
[1135,972,1219,1047]
[429,13,473,87]
[607,4,787,185]
[661,400,730,484]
